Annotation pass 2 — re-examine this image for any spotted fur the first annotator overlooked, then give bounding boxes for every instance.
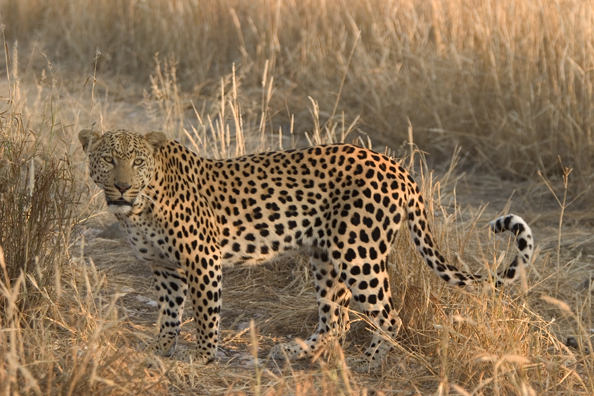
[79,129,534,371]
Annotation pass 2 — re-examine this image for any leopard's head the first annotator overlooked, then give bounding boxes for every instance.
[79,129,167,214]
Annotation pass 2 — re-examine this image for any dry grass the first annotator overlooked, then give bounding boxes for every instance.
[1,0,593,394]
[3,0,594,192]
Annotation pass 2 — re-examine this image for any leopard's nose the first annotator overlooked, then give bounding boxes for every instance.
[114,182,131,193]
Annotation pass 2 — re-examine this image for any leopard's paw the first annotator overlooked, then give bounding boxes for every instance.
[176,349,214,365]
[346,356,382,373]
[270,339,310,360]
[144,337,177,357]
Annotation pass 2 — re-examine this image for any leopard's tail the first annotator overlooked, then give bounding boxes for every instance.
[409,213,534,288]
[488,215,534,287]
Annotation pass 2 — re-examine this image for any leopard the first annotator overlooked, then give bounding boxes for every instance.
[79,128,534,371]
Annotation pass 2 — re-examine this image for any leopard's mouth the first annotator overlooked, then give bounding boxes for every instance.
[107,198,133,206]
[106,197,135,213]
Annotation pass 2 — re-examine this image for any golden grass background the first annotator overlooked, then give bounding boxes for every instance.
[4,0,594,184]
[0,0,593,394]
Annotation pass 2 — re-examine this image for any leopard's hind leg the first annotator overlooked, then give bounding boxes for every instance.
[270,248,352,361]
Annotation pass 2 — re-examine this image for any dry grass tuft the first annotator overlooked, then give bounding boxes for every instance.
[0,42,168,396]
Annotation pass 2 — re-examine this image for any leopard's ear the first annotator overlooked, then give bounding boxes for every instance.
[78,129,103,153]
[144,131,168,153]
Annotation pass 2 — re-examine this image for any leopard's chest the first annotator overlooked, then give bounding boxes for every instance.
[117,211,177,268]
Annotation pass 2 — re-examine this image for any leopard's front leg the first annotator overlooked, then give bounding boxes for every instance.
[118,218,190,358]
[147,263,188,357]
[180,247,223,364]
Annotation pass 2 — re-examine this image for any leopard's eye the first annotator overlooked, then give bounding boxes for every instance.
[133,158,144,166]
[102,155,114,164]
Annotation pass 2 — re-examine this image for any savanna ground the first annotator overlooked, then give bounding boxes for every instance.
[1,0,594,394]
